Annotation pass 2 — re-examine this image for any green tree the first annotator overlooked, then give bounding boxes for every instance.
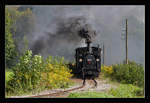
[5,7,35,68]
[12,7,35,55]
[5,8,17,68]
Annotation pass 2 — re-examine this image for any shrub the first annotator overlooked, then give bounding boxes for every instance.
[101,65,113,76]
[6,50,73,96]
[5,69,14,85]
[42,56,73,89]
[6,50,44,94]
[111,61,144,87]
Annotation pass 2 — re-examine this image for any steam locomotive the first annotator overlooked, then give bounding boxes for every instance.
[74,28,101,86]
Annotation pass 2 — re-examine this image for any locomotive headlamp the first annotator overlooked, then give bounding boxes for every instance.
[96,59,99,61]
[79,58,82,62]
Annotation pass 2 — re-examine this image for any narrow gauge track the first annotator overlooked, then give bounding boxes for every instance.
[29,84,85,98]
[10,79,98,98]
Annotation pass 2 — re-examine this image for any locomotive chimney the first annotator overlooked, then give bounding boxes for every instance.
[78,27,93,53]
[86,38,92,53]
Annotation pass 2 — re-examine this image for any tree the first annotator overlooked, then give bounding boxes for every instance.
[5,7,35,68]
[5,8,17,68]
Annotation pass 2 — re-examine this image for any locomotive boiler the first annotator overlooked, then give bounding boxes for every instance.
[74,28,101,86]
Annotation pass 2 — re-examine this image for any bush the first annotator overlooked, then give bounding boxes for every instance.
[101,65,113,76]
[6,50,44,94]
[5,69,14,85]
[111,61,144,87]
[6,50,73,96]
[41,56,73,89]
[102,61,144,87]
[109,84,144,98]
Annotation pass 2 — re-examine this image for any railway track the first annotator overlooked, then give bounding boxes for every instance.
[10,79,99,98]
[29,84,85,98]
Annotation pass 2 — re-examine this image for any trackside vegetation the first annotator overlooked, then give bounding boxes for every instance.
[68,84,144,98]
[101,61,144,88]
[6,50,73,96]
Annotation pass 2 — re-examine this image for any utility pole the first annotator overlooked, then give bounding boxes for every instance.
[121,18,128,64]
[125,19,128,64]
[103,43,105,65]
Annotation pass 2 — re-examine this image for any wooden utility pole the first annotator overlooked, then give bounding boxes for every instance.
[125,19,128,64]
[103,43,105,65]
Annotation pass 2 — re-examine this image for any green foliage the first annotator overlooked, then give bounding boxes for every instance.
[5,50,73,96]
[13,8,35,54]
[109,84,144,98]
[111,61,144,87]
[101,65,113,77]
[42,56,73,89]
[5,8,17,68]
[68,92,114,98]
[68,84,144,98]
[23,36,29,52]
[5,69,14,85]
[6,50,44,94]
[5,7,35,68]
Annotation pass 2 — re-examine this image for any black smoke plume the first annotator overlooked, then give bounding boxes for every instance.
[31,16,97,55]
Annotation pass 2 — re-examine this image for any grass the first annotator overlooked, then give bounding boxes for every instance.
[68,72,144,98]
[68,81,77,87]
[68,92,114,98]
[100,73,120,87]
[68,83,144,98]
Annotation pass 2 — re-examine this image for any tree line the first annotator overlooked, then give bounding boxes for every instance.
[5,7,35,68]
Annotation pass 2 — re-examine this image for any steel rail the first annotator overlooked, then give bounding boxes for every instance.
[29,85,85,98]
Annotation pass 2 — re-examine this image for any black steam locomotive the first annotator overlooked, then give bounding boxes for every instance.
[74,28,101,86]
